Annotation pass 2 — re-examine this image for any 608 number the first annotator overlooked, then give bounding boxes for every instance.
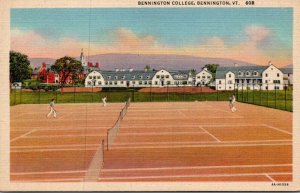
[245,1,254,5]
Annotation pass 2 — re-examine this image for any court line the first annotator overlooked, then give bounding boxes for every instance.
[102,164,292,172]
[24,134,105,139]
[262,124,292,135]
[12,178,83,182]
[110,143,292,149]
[119,131,207,136]
[265,173,276,182]
[177,110,187,118]
[11,170,86,175]
[11,147,98,153]
[98,172,292,181]
[199,126,221,142]
[11,143,100,149]
[10,129,36,143]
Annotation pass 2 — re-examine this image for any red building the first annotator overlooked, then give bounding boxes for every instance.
[32,63,59,84]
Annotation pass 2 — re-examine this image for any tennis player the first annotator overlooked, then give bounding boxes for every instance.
[47,98,57,118]
[102,96,107,107]
[229,94,237,112]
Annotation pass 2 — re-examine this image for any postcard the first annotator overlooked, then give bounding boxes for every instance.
[0,0,299,191]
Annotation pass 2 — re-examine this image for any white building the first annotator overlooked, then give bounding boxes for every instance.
[85,68,212,88]
[280,67,293,85]
[215,64,284,91]
[195,68,213,86]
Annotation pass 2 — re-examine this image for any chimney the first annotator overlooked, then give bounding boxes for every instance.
[268,61,272,66]
[129,68,133,72]
[115,68,119,72]
[95,62,99,68]
[203,67,208,71]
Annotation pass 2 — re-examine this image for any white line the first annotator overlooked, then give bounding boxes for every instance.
[111,143,292,149]
[11,170,86,175]
[11,143,100,149]
[262,124,292,135]
[119,131,207,136]
[265,173,276,182]
[10,129,36,143]
[24,134,105,139]
[199,126,221,142]
[177,110,187,117]
[11,147,98,153]
[102,164,292,172]
[98,172,292,181]
[12,178,83,182]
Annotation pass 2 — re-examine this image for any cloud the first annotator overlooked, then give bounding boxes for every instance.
[11,26,291,67]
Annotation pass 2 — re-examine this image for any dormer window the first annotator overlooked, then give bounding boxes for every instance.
[253,71,258,76]
[122,76,125,79]
[246,71,251,76]
[238,71,243,76]
[146,75,150,79]
[139,75,143,79]
[107,76,111,79]
[114,76,118,79]
[132,76,135,79]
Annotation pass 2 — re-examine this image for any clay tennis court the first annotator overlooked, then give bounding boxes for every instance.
[10,101,292,182]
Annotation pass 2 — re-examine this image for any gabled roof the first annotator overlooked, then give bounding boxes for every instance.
[216,65,268,79]
[89,70,156,81]
[280,68,293,74]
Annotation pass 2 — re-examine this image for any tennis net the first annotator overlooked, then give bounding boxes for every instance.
[106,98,131,150]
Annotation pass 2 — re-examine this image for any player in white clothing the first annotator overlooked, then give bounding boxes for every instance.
[47,98,57,118]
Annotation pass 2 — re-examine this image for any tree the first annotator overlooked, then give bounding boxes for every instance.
[203,64,219,80]
[10,51,32,84]
[144,65,151,72]
[51,56,83,93]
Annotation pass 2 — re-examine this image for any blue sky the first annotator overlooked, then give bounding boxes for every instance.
[11,8,293,66]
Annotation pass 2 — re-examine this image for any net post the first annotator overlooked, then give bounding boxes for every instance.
[102,139,105,166]
[285,84,287,110]
[106,130,109,151]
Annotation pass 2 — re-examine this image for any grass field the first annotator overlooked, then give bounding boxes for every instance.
[10,87,293,111]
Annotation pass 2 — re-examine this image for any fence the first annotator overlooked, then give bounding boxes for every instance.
[10,83,292,111]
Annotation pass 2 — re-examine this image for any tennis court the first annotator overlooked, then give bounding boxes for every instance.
[10,101,292,182]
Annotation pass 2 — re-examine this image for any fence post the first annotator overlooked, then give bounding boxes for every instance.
[73,85,76,103]
[252,84,254,104]
[275,83,277,109]
[38,87,41,104]
[20,87,22,104]
[285,84,287,111]
[241,84,244,102]
[13,89,16,105]
[132,85,135,102]
[216,88,219,101]
[260,84,262,105]
[92,86,94,103]
[150,83,152,102]
[267,83,269,107]
[167,84,169,102]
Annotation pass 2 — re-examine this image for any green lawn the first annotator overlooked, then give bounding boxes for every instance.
[10,88,293,112]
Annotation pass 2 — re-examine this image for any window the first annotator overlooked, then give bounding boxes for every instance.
[273,80,280,84]
[132,76,135,79]
[265,80,268,83]
[166,75,169,78]
[114,76,118,79]
[156,75,160,78]
[139,81,142,85]
[88,81,91,85]
[107,76,111,79]
[93,76,96,79]
[147,75,150,79]
[238,71,243,76]
[98,81,101,85]
[144,81,148,85]
[161,75,165,78]
[105,81,108,85]
[167,81,170,85]
[122,76,125,79]
[149,81,152,85]
[229,74,231,78]
[121,81,124,84]
[114,81,117,85]
[246,71,250,76]
[202,76,205,79]
[109,81,113,85]
[97,76,100,79]
[89,76,92,79]
[253,71,258,76]
[155,81,158,85]
[197,76,200,79]
[228,80,232,84]
[207,76,211,78]
[219,80,221,84]
[132,81,135,84]
[265,73,268,77]
[139,76,143,79]
[277,73,280,77]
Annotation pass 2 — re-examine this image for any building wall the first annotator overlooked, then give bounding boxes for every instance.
[215,79,226,90]
[195,69,212,86]
[152,69,174,86]
[85,71,105,87]
[262,65,283,90]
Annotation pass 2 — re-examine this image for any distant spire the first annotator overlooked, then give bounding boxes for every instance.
[80,48,87,67]
[268,61,272,66]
